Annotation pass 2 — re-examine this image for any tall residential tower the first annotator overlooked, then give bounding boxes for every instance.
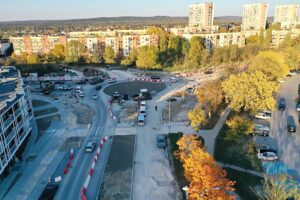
[274,4,299,23]
[189,2,214,27]
[242,3,268,31]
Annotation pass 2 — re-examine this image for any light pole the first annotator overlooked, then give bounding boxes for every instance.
[168,100,171,134]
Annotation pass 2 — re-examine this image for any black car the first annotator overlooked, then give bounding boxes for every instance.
[167,97,177,102]
[157,134,167,148]
[287,116,296,132]
[278,98,286,111]
[298,84,300,95]
[151,75,160,80]
[255,145,277,154]
[95,85,102,90]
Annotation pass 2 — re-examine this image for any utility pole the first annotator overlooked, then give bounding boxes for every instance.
[168,100,171,134]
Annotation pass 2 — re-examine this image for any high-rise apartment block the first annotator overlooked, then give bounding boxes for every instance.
[189,2,214,27]
[0,66,33,175]
[274,4,299,24]
[242,3,268,31]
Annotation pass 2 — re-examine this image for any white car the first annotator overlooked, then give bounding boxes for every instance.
[140,101,146,107]
[108,79,116,84]
[79,92,85,97]
[255,112,271,120]
[253,124,270,136]
[92,94,98,100]
[170,77,177,83]
[257,152,278,161]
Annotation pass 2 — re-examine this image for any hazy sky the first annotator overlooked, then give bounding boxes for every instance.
[1,0,299,21]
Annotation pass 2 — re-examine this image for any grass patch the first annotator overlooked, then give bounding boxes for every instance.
[32,100,49,107]
[214,124,262,171]
[35,114,61,143]
[34,107,58,117]
[225,168,263,200]
[168,132,188,198]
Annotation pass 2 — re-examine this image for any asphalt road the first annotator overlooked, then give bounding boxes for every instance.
[54,84,109,200]
[271,75,300,180]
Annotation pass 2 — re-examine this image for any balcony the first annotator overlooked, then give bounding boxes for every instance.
[14,108,22,118]
[3,115,14,129]
[5,130,15,144]
[10,144,17,155]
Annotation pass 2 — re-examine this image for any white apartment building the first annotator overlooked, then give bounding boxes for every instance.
[274,4,299,24]
[9,37,25,55]
[189,2,214,27]
[271,28,300,48]
[86,38,98,52]
[242,3,268,31]
[182,32,245,51]
[0,66,34,175]
[122,35,134,57]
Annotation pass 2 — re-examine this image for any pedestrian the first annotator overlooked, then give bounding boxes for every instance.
[155,105,157,111]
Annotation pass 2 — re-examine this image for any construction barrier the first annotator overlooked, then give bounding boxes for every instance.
[81,136,110,200]
[128,78,165,83]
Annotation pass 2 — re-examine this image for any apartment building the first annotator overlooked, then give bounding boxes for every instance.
[69,29,147,38]
[274,4,299,24]
[271,28,300,48]
[0,66,34,175]
[0,40,11,56]
[189,2,214,27]
[242,3,268,31]
[182,32,245,51]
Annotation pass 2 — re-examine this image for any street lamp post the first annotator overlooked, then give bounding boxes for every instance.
[168,100,171,134]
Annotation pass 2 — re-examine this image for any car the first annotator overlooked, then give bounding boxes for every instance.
[108,79,116,84]
[298,84,300,95]
[79,92,85,97]
[137,114,145,126]
[85,141,96,153]
[95,85,102,90]
[167,97,177,102]
[150,75,160,80]
[139,106,147,117]
[170,77,177,83]
[204,69,214,74]
[140,101,146,107]
[257,152,279,161]
[287,116,296,132]
[255,112,271,120]
[253,124,270,136]
[157,134,167,148]
[255,145,277,154]
[278,98,286,111]
[92,94,98,100]
[287,71,297,77]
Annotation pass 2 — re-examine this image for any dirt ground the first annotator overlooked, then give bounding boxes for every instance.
[60,136,84,151]
[118,101,138,125]
[73,103,95,125]
[162,95,197,122]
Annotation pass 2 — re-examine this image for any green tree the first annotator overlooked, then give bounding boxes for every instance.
[226,115,254,140]
[147,27,169,52]
[249,51,290,80]
[51,44,65,61]
[186,36,207,68]
[26,54,39,64]
[65,40,85,63]
[121,48,138,66]
[136,46,159,69]
[283,47,300,70]
[188,105,207,131]
[257,175,300,200]
[222,71,278,112]
[104,46,116,64]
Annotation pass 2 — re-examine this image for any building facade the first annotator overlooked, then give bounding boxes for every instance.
[274,4,299,24]
[242,3,268,31]
[0,66,33,175]
[189,2,214,27]
[271,28,300,48]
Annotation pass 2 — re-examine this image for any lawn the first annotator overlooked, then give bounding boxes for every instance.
[225,168,263,200]
[34,107,59,117]
[32,100,49,107]
[214,124,263,172]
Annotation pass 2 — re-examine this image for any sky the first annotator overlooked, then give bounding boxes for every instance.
[0,0,299,22]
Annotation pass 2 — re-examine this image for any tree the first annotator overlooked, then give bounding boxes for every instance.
[176,135,235,200]
[256,175,300,200]
[249,51,290,80]
[196,80,223,113]
[225,115,254,140]
[222,71,278,112]
[283,47,300,70]
[188,105,207,131]
[136,46,160,69]
[65,40,85,63]
[121,48,137,66]
[51,44,65,61]
[104,46,116,64]
[147,27,169,52]
[26,54,39,64]
[186,36,207,68]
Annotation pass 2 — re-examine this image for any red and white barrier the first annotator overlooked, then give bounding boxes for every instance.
[128,77,165,83]
[81,136,110,200]
[108,100,116,120]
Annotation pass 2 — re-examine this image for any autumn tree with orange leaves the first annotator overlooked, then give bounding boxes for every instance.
[175,135,235,200]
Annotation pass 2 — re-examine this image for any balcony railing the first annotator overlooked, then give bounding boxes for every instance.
[3,115,14,129]
[14,108,22,118]
[5,130,15,144]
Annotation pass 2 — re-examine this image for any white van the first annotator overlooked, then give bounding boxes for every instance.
[137,114,145,126]
[139,106,147,117]
[85,141,96,153]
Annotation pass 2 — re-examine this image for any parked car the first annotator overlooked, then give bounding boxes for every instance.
[167,97,177,102]
[255,112,271,120]
[140,101,146,107]
[253,124,270,136]
[139,106,147,117]
[298,84,300,95]
[85,141,96,153]
[151,75,160,80]
[296,103,300,112]
[157,134,167,148]
[79,92,85,97]
[108,79,116,84]
[257,152,279,161]
[278,98,286,111]
[95,85,102,90]
[92,94,98,100]
[287,115,296,132]
[137,114,145,126]
[255,145,277,154]
[170,77,177,83]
